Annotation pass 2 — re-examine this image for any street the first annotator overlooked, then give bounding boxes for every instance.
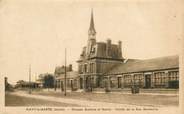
[5,89,178,107]
[5,92,79,107]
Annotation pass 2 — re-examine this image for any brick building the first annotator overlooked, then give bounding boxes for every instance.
[105,55,179,89]
[77,10,179,91]
[77,10,124,91]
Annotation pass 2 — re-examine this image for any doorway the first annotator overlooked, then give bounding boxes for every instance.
[71,80,73,90]
[80,78,83,89]
[145,75,151,88]
[60,81,64,91]
[117,77,122,88]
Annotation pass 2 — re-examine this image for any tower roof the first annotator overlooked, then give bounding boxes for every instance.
[89,9,96,33]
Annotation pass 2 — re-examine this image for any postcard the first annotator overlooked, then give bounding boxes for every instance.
[1,0,183,114]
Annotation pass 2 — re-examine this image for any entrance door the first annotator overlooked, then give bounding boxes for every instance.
[80,78,83,89]
[145,75,151,88]
[71,80,73,90]
[60,81,64,91]
[85,76,92,92]
[86,77,90,89]
[117,77,122,88]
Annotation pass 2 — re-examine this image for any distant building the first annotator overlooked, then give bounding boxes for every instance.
[77,10,179,91]
[54,64,79,91]
[15,80,39,88]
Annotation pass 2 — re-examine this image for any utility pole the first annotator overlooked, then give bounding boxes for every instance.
[64,48,67,96]
[29,64,31,94]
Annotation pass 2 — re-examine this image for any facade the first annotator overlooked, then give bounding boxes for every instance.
[77,11,124,91]
[105,55,179,89]
[77,11,179,91]
[54,64,79,91]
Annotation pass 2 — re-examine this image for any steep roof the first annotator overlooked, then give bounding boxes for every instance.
[106,55,179,75]
[95,42,106,58]
[94,42,123,60]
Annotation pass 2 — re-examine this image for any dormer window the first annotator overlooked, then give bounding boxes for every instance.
[91,47,95,53]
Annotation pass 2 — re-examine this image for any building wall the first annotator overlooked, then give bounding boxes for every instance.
[55,68,179,90]
[55,78,79,91]
[78,58,123,89]
[106,69,179,89]
[77,11,179,91]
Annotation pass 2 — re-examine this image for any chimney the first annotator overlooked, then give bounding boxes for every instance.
[118,40,122,51]
[69,64,72,71]
[106,38,111,56]
[118,40,122,57]
[5,77,8,86]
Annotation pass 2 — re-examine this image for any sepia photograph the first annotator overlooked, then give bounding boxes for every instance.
[0,0,183,114]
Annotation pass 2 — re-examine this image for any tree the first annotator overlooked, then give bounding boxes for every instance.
[43,73,54,88]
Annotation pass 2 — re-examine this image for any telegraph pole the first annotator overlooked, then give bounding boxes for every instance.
[29,64,31,94]
[64,48,67,96]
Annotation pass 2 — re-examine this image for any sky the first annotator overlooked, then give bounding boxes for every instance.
[0,0,183,84]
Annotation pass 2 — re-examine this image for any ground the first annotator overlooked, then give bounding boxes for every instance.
[5,89,179,107]
[5,93,79,107]
[33,91,178,107]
